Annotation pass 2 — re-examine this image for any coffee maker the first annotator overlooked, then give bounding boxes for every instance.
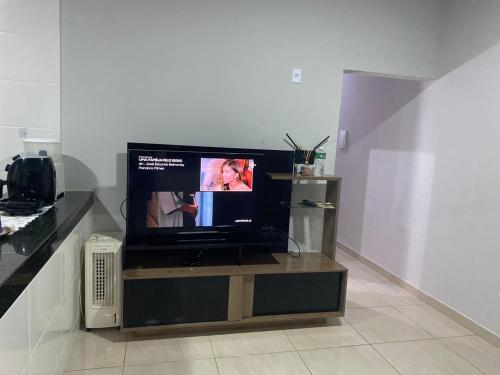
[0,154,56,215]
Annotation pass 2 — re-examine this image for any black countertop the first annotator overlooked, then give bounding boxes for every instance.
[0,191,93,319]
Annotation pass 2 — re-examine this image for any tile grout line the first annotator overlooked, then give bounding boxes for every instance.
[439,337,488,375]
[282,329,313,375]
[0,124,61,131]
[336,319,401,375]
[121,356,219,368]
[208,335,222,375]
[282,329,298,350]
[121,334,128,375]
[391,304,472,339]
[0,30,59,39]
[295,350,314,375]
[295,342,372,352]
[369,343,403,375]
[372,337,488,375]
[346,304,439,343]
[215,348,297,359]
[361,282,426,306]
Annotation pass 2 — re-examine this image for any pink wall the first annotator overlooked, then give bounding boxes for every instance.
[335,44,500,336]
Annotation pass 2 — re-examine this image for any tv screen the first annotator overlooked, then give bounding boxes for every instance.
[127,145,264,240]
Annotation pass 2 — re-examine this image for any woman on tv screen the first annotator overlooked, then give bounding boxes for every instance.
[214,159,251,191]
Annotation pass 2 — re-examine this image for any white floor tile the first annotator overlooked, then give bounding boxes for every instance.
[124,358,218,375]
[397,305,473,338]
[300,345,399,375]
[348,263,388,283]
[285,319,367,350]
[442,336,500,375]
[125,336,213,365]
[344,307,432,343]
[65,329,126,371]
[210,330,294,357]
[364,282,424,306]
[346,282,391,308]
[217,351,310,375]
[64,367,123,375]
[374,340,483,375]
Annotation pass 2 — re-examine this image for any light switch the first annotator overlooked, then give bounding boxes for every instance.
[292,68,302,83]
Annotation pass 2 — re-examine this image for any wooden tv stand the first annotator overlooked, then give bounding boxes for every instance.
[122,252,347,332]
[121,174,346,333]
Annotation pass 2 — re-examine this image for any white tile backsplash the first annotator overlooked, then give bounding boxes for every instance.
[0,290,30,375]
[1,1,63,373]
[0,0,60,185]
[0,32,59,83]
[1,0,59,37]
[0,80,60,128]
[0,126,60,179]
[0,0,8,32]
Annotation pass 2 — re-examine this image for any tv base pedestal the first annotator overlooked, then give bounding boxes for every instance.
[121,252,347,332]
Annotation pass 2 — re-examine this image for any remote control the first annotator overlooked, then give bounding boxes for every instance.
[301,199,317,207]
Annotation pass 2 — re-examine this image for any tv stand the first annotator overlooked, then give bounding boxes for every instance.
[122,251,346,332]
[121,174,347,333]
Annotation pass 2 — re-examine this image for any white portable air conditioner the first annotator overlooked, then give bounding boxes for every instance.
[84,232,123,329]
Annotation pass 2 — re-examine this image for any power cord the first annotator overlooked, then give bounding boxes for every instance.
[260,225,301,258]
[120,199,127,221]
[285,234,301,258]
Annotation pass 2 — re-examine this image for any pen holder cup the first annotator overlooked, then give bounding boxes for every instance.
[294,150,316,176]
[294,150,316,164]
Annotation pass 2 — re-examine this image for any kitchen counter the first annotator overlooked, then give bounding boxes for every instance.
[0,191,93,318]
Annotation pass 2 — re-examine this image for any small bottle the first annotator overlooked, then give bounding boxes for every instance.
[314,147,326,176]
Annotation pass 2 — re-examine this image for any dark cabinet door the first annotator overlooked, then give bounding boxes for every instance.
[123,276,229,328]
[253,272,342,316]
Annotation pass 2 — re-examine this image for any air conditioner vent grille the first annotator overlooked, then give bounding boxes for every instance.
[92,252,115,307]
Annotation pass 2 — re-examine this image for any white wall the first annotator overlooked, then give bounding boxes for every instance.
[60,0,445,230]
[335,41,500,335]
[0,0,60,180]
[439,0,500,74]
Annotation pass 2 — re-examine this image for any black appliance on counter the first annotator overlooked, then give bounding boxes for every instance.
[0,154,56,215]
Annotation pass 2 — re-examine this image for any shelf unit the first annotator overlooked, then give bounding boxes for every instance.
[267,173,341,260]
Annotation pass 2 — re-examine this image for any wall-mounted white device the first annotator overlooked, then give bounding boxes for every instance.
[338,129,348,150]
[85,232,123,329]
[291,68,302,83]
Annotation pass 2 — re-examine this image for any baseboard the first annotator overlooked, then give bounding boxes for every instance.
[337,241,500,349]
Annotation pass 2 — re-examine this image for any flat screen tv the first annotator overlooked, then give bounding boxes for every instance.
[126,143,292,250]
